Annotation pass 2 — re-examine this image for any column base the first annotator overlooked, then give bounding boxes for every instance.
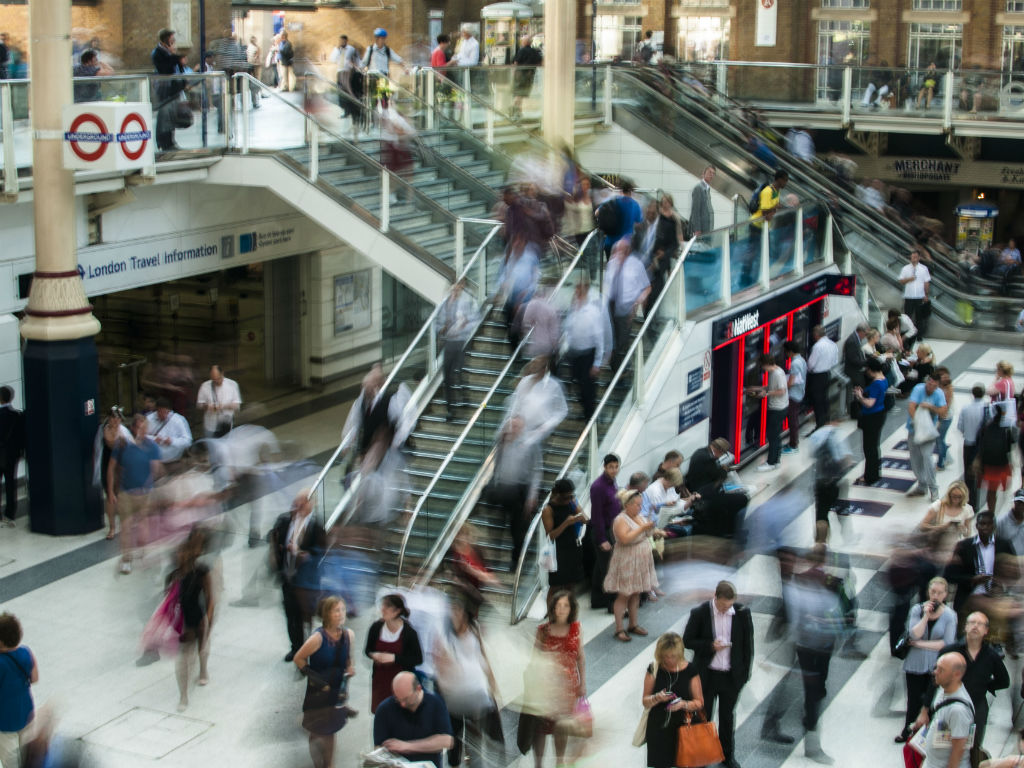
[23,337,103,535]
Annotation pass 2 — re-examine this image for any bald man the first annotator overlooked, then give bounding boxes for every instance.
[916,652,974,768]
[373,671,454,768]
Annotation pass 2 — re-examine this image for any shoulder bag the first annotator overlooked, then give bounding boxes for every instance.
[632,660,659,747]
[675,709,725,768]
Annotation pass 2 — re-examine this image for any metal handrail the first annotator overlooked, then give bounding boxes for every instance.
[508,202,837,621]
[400,228,601,585]
[233,72,483,234]
[396,325,535,584]
[307,220,503,517]
[615,69,1022,311]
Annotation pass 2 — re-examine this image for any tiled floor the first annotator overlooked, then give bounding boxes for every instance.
[3,338,1024,767]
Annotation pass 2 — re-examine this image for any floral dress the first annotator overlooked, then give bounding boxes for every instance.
[536,621,583,730]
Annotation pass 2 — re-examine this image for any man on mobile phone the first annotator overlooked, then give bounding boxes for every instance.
[683,581,754,768]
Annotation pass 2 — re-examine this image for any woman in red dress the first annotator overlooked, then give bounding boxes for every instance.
[528,588,587,767]
[363,593,423,713]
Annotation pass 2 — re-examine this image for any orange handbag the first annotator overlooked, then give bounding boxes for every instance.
[675,711,725,768]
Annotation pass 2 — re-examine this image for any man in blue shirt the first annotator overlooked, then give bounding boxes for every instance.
[603,180,643,254]
[906,372,947,502]
[373,671,454,768]
[108,413,162,574]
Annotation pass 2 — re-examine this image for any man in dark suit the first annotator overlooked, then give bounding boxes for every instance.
[689,165,716,236]
[842,323,869,389]
[270,490,327,661]
[944,510,1016,621]
[683,580,754,768]
[0,386,25,526]
[684,437,729,495]
[151,28,185,151]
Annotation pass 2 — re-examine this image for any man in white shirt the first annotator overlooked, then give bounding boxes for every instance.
[563,277,611,422]
[805,325,838,431]
[604,239,651,370]
[996,489,1024,559]
[196,365,242,438]
[899,248,931,341]
[438,278,479,418]
[329,34,359,91]
[146,397,193,462]
[453,24,479,67]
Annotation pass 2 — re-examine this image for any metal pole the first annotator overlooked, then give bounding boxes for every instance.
[842,67,852,127]
[721,231,732,308]
[199,0,207,145]
[943,69,953,131]
[454,219,465,275]
[603,65,612,126]
[759,223,771,290]
[794,207,805,277]
[309,121,318,182]
[381,170,390,233]
[1,84,17,199]
[241,76,250,154]
[426,72,435,130]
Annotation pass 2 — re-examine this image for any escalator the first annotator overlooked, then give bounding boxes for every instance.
[608,67,1020,331]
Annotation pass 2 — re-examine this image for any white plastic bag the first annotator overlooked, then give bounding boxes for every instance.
[912,405,939,444]
[539,536,558,572]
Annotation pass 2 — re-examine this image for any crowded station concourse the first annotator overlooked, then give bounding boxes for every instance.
[7,5,1024,768]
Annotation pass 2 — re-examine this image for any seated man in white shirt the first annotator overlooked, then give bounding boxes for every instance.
[146,397,193,462]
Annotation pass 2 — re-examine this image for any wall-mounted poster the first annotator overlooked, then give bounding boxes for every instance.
[755,0,777,47]
[170,0,192,48]
[334,269,372,335]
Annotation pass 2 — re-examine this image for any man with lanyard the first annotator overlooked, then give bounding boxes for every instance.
[363,28,408,111]
[911,652,974,768]
[145,397,193,462]
[196,364,242,438]
[805,325,839,433]
[744,169,789,286]
[899,248,931,341]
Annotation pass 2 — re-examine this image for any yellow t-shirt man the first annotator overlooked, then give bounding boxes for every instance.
[750,183,781,228]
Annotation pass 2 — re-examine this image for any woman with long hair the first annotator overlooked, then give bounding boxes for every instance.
[294,596,355,768]
[918,481,974,555]
[170,526,215,712]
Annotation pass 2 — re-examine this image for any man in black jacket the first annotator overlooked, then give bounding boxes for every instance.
[0,386,25,526]
[683,581,754,768]
[842,323,869,389]
[944,510,1016,620]
[270,490,327,661]
[151,28,185,151]
[914,611,1009,756]
[685,437,730,495]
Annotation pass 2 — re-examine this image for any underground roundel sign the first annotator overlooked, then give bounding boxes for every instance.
[63,102,154,171]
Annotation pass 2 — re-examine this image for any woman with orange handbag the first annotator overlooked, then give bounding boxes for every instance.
[640,632,704,767]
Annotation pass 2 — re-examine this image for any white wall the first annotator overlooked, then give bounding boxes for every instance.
[308,246,384,386]
[577,123,735,228]
[0,315,22,409]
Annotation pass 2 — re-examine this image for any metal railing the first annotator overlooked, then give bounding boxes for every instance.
[305,219,505,527]
[395,228,602,587]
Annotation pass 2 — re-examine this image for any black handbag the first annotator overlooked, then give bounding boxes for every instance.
[174,101,194,129]
[892,631,912,660]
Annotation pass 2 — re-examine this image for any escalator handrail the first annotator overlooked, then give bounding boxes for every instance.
[301,72,503,207]
[509,230,700,622]
[399,229,603,586]
[650,66,1013,300]
[233,72,483,235]
[614,70,1020,312]
[308,220,503,517]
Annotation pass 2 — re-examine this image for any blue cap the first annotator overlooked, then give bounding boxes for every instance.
[374,28,387,38]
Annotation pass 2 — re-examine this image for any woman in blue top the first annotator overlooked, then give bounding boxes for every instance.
[294,596,355,768]
[0,612,38,768]
[853,357,889,484]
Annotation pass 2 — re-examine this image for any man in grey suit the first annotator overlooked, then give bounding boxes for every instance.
[690,165,716,236]
[843,322,869,389]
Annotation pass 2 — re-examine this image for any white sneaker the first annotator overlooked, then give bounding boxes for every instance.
[757,463,780,472]
[119,560,132,574]
[929,488,939,502]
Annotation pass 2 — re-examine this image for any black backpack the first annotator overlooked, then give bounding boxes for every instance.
[596,197,622,236]
[979,406,1012,466]
[748,182,769,214]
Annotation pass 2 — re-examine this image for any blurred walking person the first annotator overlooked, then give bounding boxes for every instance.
[93,406,130,539]
[270,491,326,662]
[170,527,216,712]
[563,277,610,423]
[490,416,541,569]
[439,279,478,419]
[0,612,37,768]
[108,413,162,574]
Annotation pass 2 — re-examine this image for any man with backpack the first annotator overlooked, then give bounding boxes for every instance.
[909,652,975,768]
[363,28,408,110]
[597,179,643,257]
[743,169,789,286]
[976,398,1014,516]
